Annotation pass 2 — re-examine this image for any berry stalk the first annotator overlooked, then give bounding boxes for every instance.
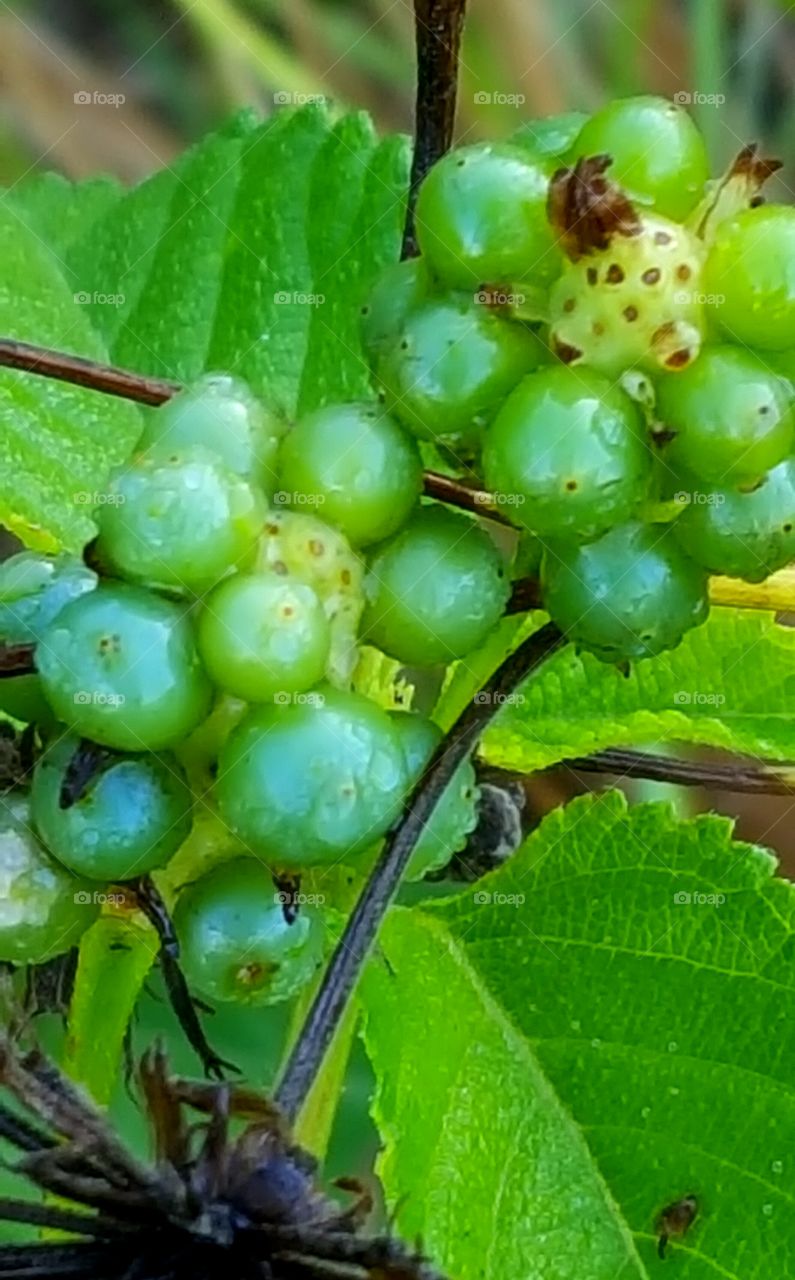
[275,619,565,1121]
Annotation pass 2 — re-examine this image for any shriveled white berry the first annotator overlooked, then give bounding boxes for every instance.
[549,213,706,377]
[254,511,364,686]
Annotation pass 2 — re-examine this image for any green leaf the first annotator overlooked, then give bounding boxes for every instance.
[444,609,795,770]
[71,116,258,380]
[4,173,122,271]
[64,914,158,1104]
[363,791,795,1278]
[1,106,406,547]
[352,644,414,711]
[64,106,409,416]
[0,207,143,550]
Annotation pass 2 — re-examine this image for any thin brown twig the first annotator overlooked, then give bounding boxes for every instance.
[422,470,512,526]
[401,0,469,257]
[569,747,795,793]
[0,339,178,406]
[488,749,795,796]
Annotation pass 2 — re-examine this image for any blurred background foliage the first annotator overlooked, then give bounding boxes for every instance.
[2,0,795,187]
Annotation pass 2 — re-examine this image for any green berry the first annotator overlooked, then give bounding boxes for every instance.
[416,142,561,289]
[197,572,330,702]
[141,373,285,495]
[31,734,192,882]
[174,858,324,1006]
[361,258,429,365]
[98,446,266,595]
[702,205,795,350]
[277,402,422,546]
[36,583,213,752]
[572,95,709,221]
[671,461,795,582]
[378,298,544,446]
[0,795,98,965]
[216,689,407,868]
[656,346,795,486]
[362,506,510,666]
[0,552,97,726]
[0,552,97,642]
[390,711,478,880]
[549,212,705,377]
[511,112,588,162]
[483,365,651,540]
[541,520,709,663]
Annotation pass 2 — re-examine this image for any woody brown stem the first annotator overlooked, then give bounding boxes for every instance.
[401,0,469,258]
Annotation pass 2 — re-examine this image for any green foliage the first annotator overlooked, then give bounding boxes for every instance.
[2,106,409,553]
[0,207,142,550]
[4,173,123,265]
[364,791,795,1277]
[438,609,795,768]
[64,108,409,415]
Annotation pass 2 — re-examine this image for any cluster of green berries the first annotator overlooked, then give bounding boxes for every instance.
[0,372,480,1006]
[365,94,795,661]
[4,93,795,1007]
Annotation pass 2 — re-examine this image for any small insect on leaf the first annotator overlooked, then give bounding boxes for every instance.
[657,1193,699,1259]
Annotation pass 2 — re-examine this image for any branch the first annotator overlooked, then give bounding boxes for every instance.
[401,0,469,258]
[709,568,795,613]
[423,470,512,526]
[558,747,795,795]
[0,339,178,406]
[275,620,566,1121]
